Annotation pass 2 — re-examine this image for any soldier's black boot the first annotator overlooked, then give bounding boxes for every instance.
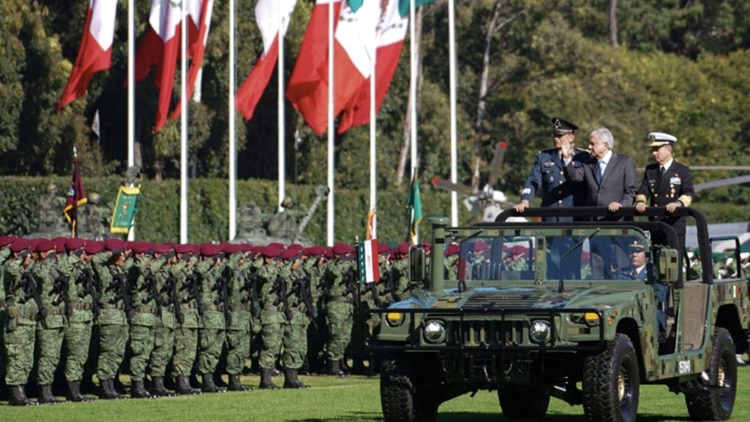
[259,369,279,389]
[326,359,346,377]
[8,385,35,406]
[200,373,224,393]
[38,384,60,404]
[283,369,309,389]
[151,377,174,397]
[174,376,200,395]
[99,379,123,400]
[130,379,156,399]
[227,374,250,392]
[66,381,92,402]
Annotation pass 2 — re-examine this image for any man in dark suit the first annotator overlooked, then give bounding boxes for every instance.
[634,132,696,254]
[562,127,637,217]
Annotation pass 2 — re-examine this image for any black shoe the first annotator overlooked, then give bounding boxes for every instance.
[227,374,251,392]
[130,379,156,399]
[66,381,93,402]
[201,373,225,393]
[8,385,36,406]
[259,369,279,390]
[283,369,310,389]
[38,384,60,404]
[151,376,175,397]
[174,376,200,395]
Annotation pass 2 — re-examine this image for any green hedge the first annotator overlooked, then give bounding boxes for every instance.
[0,177,467,245]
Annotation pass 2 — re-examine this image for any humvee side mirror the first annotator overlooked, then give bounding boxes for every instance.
[655,247,679,283]
[409,247,426,285]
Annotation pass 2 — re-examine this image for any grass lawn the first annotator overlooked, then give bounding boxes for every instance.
[2,367,750,421]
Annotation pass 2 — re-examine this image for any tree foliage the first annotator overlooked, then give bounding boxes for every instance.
[0,0,748,235]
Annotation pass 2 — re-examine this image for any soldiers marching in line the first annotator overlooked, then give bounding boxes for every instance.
[0,234,441,405]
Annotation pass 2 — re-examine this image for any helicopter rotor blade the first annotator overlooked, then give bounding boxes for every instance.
[487,141,508,187]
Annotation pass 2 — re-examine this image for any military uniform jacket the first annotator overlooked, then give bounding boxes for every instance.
[635,161,695,235]
[3,257,38,326]
[521,148,588,209]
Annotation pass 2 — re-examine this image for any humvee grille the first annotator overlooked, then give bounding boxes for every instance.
[462,292,544,309]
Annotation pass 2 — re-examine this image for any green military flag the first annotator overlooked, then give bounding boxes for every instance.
[406,167,423,244]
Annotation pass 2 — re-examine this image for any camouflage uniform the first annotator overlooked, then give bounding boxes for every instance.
[91,240,130,399]
[256,245,284,389]
[223,245,252,391]
[126,244,159,398]
[279,249,311,388]
[169,245,201,395]
[194,244,227,393]
[324,244,357,376]
[0,238,13,394]
[148,245,177,397]
[3,240,38,405]
[60,239,95,402]
[33,240,68,404]
[303,248,328,375]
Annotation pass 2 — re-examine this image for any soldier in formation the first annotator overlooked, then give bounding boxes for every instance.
[1,235,446,405]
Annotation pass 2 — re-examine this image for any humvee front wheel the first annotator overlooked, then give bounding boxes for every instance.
[379,354,439,422]
[685,327,737,421]
[497,387,550,419]
[583,333,640,422]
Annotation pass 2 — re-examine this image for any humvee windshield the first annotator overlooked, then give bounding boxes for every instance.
[457,230,650,281]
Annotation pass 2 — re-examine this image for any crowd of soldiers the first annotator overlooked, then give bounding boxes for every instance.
[0,234,434,406]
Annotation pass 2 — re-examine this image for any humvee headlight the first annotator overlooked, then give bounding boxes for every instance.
[529,320,552,344]
[385,312,404,327]
[423,320,446,344]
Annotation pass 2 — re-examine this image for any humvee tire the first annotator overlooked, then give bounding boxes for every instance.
[497,387,550,419]
[685,327,737,421]
[582,333,640,422]
[380,354,439,422]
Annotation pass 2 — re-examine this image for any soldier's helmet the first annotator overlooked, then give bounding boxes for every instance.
[47,183,58,193]
[281,196,297,209]
[88,192,101,205]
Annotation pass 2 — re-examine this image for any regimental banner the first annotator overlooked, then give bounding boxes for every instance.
[110,185,140,234]
[357,238,380,284]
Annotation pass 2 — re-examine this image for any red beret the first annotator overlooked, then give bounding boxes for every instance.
[174,243,193,254]
[333,242,353,255]
[64,238,86,251]
[473,242,488,252]
[445,244,460,256]
[35,239,56,253]
[378,243,391,255]
[281,248,302,261]
[84,241,104,254]
[0,236,17,247]
[324,247,334,259]
[153,243,173,254]
[53,238,67,253]
[511,246,527,255]
[396,242,410,255]
[130,241,152,254]
[287,243,304,251]
[9,239,31,253]
[267,242,285,250]
[262,244,283,258]
[305,245,325,256]
[200,243,222,257]
[105,238,125,251]
[223,243,244,255]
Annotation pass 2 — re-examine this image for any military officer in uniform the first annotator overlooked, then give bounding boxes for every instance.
[514,117,588,221]
[635,132,696,255]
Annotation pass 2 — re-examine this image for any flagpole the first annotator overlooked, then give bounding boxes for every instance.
[326,0,335,246]
[228,0,237,240]
[127,0,136,241]
[448,0,458,226]
[409,0,418,243]
[369,5,377,237]
[278,0,286,213]
[180,0,189,243]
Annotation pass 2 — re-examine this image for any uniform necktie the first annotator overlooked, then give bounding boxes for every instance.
[598,160,606,182]
[660,165,665,174]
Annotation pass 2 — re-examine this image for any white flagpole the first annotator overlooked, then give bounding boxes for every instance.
[127,0,136,241]
[326,0,335,246]
[180,0,189,243]
[278,0,286,212]
[369,6,378,236]
[409,0,418,243]
[228,0,237,240]
[448,0,458,225]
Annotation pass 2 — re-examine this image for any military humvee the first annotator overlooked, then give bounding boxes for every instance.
[366,206,748,422]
